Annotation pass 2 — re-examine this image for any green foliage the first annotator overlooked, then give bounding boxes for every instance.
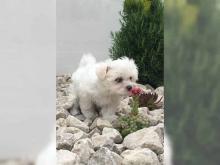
[130,96,139,115]
[110,0,164,87]
[119,114,148,137]
[119,113,148,138]
[165,0,220,164]
[117,96,148,138]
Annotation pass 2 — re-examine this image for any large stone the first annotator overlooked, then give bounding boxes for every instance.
[148,115,162,126]
[56,118,67,127]
[158,154,164,164]
[138,107,150,118]
[123,127,163,154]
[151,123,164,142]
[150,109,164,124]
[57,126,88,136]
[155,86,164,96]
[138,107,163,126]
[121,148,160,165]
[88,128,101,138]
[91,134,114,150]
[72,138,95,164]
[56,94,75,110]
[56,133,75,150]
[90,118,112,130]
[88,147,122,165]
[112,144,126,154]
[145,84,155,91]
[102,127,123,143]
[66,115,89,133]
[0,160,32,165]
[57,150,79,165]
[57,127,88,150]
[56,107,69,120]
[149,109,164,116]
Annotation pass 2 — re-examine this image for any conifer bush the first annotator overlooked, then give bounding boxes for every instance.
[110,0,164,87]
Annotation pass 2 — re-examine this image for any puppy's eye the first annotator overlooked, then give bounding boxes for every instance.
[115,77,123,83]
[129,77,133,80]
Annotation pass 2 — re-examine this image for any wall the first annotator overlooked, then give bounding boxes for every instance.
[0,0,55,159]
[57,0,123,74]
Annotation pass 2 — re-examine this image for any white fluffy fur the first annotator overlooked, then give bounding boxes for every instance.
[71,53,138,123]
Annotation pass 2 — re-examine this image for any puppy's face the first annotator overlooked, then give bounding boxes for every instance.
[96,57,138,96]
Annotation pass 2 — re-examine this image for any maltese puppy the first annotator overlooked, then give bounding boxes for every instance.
[71,54,138,123]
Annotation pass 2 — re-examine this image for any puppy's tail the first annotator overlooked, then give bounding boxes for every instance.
[79,53,96,67]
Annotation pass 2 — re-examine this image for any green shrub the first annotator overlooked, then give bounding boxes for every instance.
[119,113,148,138]
[118,96,149,137]
[110,0,164,87]
[116,88,163,137]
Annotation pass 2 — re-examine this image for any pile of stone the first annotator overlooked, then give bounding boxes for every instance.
[56,74,164,165]
[0,160,33,165]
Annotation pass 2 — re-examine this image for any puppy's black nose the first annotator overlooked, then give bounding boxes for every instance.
[126,85,132,91]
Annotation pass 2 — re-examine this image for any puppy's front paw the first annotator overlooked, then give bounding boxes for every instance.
[69,107,80,116]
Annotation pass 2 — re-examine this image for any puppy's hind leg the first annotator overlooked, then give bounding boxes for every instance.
[79,97,97,125]
[69,98,80,116]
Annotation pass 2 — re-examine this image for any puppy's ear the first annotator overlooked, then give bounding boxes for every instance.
[96,63,110,80]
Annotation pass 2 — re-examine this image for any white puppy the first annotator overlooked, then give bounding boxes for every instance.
[71,54,138,123]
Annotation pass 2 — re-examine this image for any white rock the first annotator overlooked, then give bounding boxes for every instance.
[112,144,126,154]
[89,128,101,138]
[155,86,164,96]
[66,115,89,133]
[57,127,88,150]
[56,107,69,119]
[149,108,164,116]
[91,132,100,138]
[57,127,88,140]
[123,127,163,154]
[102,127,123,143]
[144,84,155,91]
[72,138,95,164]
[151,123,164,142]
[91,134,114,150]
[0,160,32,165]
[56,94,75,110]
[149,109,164,124]
[56,133,75,150]
[138,107,150,118]
[158,154,164,164]
[88,147,122,165]
[57,150,79,165]
[90,118,112,130]
[58,127,86,135]
[148,115,161,126]
[56,118,67,127]
[138,107,163,126]
[121,148,160,165]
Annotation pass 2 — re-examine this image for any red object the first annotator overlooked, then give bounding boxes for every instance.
[130,86,142,95]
